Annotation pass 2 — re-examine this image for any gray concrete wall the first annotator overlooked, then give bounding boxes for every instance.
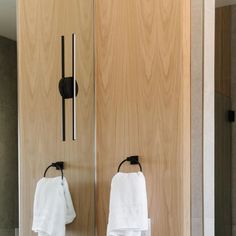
[0,36,18,235]
[191,0,204,235]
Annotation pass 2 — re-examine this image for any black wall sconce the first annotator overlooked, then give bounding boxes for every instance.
[59,34,79,141]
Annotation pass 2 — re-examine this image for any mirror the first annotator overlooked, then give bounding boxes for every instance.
[215,4,236,236]
[0,0,18,235]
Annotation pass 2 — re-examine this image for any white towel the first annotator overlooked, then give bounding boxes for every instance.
[32,176,76,236]
[107,172,151,236]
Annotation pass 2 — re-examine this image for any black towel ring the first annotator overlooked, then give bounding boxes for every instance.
[117,156,142,172]
[44,162,64,179]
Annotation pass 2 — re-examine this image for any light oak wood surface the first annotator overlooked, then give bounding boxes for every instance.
[18,0,95,235]
[95,0,191,235]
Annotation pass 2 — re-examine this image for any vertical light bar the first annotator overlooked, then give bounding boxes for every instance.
[72,33,77,140]
[61,36,65,78]
[61,36,66,141]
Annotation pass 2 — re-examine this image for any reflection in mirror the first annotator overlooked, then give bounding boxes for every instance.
[0,0,18,235]
[215,4,236,236]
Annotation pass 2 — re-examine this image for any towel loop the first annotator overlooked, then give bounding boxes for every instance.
[44,162,64,179]
[117,156,142,172]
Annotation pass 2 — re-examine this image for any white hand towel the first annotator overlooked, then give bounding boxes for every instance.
[32,176,76,236]
[107,172,151,236]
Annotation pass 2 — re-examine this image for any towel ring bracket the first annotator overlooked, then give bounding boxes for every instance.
[44,162,64,179]
[117,156,142,172]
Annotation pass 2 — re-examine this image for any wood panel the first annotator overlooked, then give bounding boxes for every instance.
[17,0,95,235]
[215,6,231,97]
[95,0,191,235]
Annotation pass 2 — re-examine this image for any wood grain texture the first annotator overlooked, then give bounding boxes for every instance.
[215,6,232,97]
[17,0,95,235]
[95,0,191,235]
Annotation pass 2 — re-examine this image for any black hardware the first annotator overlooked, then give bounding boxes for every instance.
[59,77,79,99]
[72,33,77,140]
[117,156,142,172]
[59,34,79,141]
[62,98,66,141]
[61,36,65,78]
[61,36,66,141]
[228,110,235,122]
[44,162,64,179]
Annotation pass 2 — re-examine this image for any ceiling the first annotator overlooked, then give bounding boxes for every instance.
[0,0,16,40]
[0,0,236,40]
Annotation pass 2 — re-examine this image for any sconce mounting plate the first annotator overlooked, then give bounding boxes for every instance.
[59,77,79,99]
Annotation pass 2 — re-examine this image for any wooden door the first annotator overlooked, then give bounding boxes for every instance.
[18,0,95,235]
[95,0,191,235]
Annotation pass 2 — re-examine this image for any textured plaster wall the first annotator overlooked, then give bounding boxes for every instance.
[0,36,18,235]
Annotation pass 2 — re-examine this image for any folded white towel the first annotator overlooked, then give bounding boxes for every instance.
[32,176,76,236]
[107,172,151,236]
